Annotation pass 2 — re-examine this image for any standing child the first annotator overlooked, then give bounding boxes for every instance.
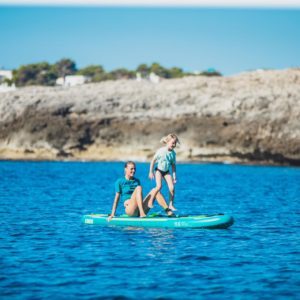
[148,133,180,212]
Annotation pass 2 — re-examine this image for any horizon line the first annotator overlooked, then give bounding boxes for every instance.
[1,0,300,8]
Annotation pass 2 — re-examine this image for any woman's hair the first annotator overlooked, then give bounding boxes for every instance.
[160,133,180,145]
[124,161,136,168]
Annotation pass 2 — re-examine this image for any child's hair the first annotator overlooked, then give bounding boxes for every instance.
[160,133,180,145]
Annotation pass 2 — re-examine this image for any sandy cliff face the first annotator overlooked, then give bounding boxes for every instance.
[0,68,299,165]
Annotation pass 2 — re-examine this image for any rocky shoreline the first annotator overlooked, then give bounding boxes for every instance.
[0,68,299,166]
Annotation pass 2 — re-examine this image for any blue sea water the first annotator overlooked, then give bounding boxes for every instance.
[0,161,299,299]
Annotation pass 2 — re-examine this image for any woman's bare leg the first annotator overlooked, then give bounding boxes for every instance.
[125,186,146,217]
[145,189,175,216]
[141,192,155,215]
[125,187,175,217]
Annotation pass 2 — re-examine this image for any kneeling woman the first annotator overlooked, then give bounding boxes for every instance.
[108,161,172,220]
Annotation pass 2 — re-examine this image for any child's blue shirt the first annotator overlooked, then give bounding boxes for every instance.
[154,147,176,172]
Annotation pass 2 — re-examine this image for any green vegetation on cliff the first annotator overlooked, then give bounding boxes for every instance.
[13,59,77,87]
[12,59,222,87]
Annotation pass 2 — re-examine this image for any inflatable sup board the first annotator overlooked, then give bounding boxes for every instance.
[82,213,234,229]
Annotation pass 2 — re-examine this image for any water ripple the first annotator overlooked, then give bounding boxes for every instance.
[0,162,299,299]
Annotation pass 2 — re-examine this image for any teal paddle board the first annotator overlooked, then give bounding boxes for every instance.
[82,213,234,229]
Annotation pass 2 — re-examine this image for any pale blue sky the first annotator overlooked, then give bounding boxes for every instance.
[0,6,299,75]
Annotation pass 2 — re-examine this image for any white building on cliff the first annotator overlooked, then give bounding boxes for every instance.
[136,72,161,83]
[0,69,16,93]
[56,75,90,87]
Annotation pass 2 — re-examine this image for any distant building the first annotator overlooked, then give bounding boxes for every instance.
[0,70,13,80]
[56,75,90,87]
[149,72,160,83]
[0,69,16,93]
[136,72,142,82]
[136,72,161,84]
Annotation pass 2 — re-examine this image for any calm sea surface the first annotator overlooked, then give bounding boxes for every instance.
[0,161,299,299]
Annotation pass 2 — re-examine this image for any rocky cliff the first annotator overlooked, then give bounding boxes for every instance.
[0,68,299,165]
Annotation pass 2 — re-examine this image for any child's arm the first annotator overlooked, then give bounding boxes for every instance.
[149,156,157,179]
[172,163,177,183]
[108,193,120,221]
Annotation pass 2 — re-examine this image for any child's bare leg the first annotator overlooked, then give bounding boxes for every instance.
[155,191,168,210]
[148,170,162,208]
[164,174,176,211]
[156,191,175,216]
